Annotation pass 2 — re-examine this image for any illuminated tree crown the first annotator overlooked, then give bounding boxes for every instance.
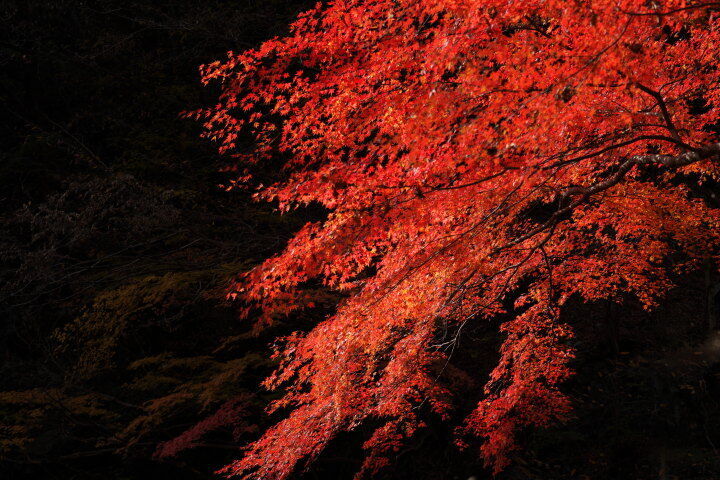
[192,1,720,477]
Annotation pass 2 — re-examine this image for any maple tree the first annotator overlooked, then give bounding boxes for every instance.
[192,0,720,478]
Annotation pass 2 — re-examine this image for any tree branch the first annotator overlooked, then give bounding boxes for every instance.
[513,142,720,249]
[545,134,697,169]
[635,83,684,145]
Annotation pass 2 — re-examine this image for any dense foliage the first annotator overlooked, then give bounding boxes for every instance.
[195,1,720,478]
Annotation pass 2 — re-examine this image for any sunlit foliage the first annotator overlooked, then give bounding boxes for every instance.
[195,1,720,478]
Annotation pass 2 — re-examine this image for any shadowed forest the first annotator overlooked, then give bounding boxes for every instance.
[3,1,720,479]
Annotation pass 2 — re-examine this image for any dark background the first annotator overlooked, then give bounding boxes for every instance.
[2,1,720,479]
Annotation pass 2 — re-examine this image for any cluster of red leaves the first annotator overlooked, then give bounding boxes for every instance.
[155,396,255,460]
[193,1,720,478]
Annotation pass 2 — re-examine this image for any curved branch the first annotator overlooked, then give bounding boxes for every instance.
[545,134,697,169]
[635,83,684,145]
[621,3,720,17]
